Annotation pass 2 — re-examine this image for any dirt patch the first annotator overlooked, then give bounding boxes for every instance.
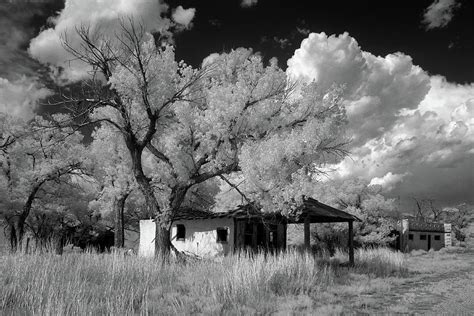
[348,246,474,314]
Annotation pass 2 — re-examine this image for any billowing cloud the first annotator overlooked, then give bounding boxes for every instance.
[241,0,258,8]
[28,0,170,84]
[0,3,60,81]
[287,32,430,145]
[422,0,461,30]
[370,172,410,191]
[0,76,52,119]
[288,32,474,206]
[172,6,196,28]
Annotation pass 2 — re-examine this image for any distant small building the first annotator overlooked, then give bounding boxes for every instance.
[139,197,361,263]
[398,219,452,252]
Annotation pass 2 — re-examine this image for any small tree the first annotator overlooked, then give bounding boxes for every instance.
[0,114,86,252]
[89,125,136,248]
[310,178,398,249]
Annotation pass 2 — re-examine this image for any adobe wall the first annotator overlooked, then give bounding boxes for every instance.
[406,231,445,251]
[138,220,156,257]
[138,218,235,258]
[172,218,234,258]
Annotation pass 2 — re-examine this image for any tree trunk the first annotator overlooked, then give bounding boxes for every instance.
[8,216,26,253]
[7,182,43,252]
[113,193,128,248]
[127,143,173,258]
[155,223,171,258]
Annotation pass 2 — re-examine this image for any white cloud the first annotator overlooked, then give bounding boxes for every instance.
[287,32,430,145]
[28,0,170,84]
[171,6,196,28]
[422,0,461,30]
[370,172,410,191]
[0,76,51,119]
[241,0,258,8]
[288,32,474,206]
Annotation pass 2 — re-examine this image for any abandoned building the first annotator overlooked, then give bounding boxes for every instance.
[139,197,360,263]
[398,219,452,252]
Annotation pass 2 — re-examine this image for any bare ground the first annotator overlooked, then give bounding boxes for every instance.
[347,245,474,315]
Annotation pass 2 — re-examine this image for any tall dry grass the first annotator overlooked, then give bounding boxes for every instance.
[0,247,405,315]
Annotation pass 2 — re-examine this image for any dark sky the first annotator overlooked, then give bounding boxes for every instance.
[4,0,472,83]
[166,0,473,84]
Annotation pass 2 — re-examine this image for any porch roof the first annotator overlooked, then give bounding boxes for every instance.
[173,197,359,223]
[287,197,361,223]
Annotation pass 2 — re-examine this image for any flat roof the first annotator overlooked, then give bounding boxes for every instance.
[287,197,361,223]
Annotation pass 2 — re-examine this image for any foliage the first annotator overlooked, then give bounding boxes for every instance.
[0,113,89,250]
[308,178,398,250]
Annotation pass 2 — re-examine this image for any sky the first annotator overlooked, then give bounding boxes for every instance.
[0,0,473,210]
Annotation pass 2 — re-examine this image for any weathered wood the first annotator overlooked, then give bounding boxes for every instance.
[348,221,354,266]
[304,217,311,250]
[252,223,258,248]
[277,224,286,250]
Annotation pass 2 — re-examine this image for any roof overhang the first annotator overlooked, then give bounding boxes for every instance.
[173,197,360,224]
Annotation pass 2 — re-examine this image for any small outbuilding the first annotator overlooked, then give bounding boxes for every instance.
[398,219,452,252]
[139,197,360,263]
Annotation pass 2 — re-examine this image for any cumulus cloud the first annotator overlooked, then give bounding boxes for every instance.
[422,0,461,30]
[370,172,410,191]
[28,0,171,84]
[287,32,430,145]
[288,32,474,206]
[0,3,57,81]
[171,6,196,28]
[0,76,52,119]
[241,0,258,8]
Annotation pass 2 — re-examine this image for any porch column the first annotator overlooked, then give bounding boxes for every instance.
[348,220,354,266]
[304,217,311,250]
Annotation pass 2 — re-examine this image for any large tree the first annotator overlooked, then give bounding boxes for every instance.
[54,21,348,256]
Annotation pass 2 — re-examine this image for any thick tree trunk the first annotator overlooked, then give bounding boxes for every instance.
[155,224,171,258]
[113,193,128,248]
[127,143,173,258]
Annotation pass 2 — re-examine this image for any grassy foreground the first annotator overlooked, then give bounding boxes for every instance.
[1,248,406,315]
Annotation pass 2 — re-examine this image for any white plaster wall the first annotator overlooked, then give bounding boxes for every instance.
[171,218,234,258]
[139,220,156,257]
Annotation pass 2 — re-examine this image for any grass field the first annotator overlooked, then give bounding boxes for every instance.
[2,226,474,315]
[1,247,407,315]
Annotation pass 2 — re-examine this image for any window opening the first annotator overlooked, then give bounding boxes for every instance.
[176,224,185,240]
[217,227,228,243]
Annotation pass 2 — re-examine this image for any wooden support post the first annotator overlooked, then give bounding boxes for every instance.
[348,220,354,266]
[304,217,311,250]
